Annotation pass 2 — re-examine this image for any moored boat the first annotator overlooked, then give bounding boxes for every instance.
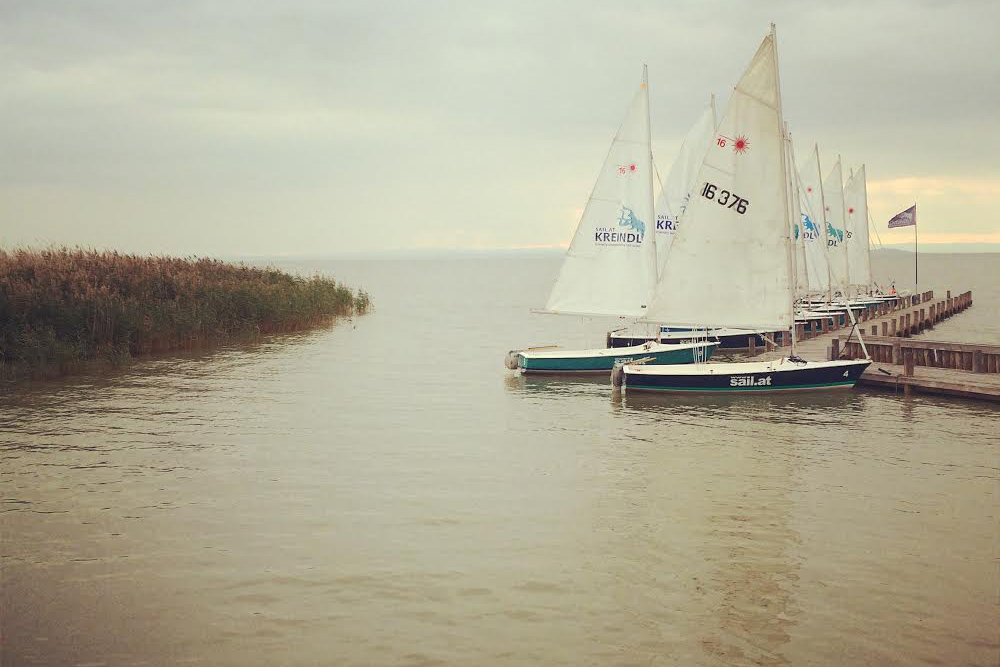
[513,340,718,374]
[617,25,872,395]
[504,67,725,376]
[617,357,870,392]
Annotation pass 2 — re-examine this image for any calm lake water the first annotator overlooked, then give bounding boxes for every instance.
[2,251,998,666]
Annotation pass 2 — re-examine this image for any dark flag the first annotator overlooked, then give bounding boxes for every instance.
[887,204,916,228]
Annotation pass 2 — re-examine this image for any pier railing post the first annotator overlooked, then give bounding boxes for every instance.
[973,351,985,373]
[904,351,915,377]
[893,341,901,365]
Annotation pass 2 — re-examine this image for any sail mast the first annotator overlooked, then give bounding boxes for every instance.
[642,64,656,288]
[771,24,795,354]
[788,128,808,297]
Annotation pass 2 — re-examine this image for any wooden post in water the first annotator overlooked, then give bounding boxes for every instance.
[893,341,902,364]
[904,351,915,376]
[882,321,888,337]
[871,325,878,336]
[831,338,840,361]
[748,336,756,357]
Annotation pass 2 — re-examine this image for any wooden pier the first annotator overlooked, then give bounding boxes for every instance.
[752,290,999,402]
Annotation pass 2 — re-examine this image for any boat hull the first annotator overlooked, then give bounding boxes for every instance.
[518,342,717,374]
[621,359,871,393]
[609,330,766,350]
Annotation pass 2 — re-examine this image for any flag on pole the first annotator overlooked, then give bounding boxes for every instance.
[887,204,916,228]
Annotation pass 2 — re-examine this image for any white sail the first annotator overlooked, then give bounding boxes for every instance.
[786,127,808,295]
[544,67,657,317]
[653,96,717,269]
[798,147,831,294]
[644,33,793,330]
[844,165,872,291]
[822,157,850,293]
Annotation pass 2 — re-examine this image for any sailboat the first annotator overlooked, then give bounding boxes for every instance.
[507,67,718,374]
[615,26,871,393]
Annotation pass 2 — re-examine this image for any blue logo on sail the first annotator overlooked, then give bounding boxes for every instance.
[800,213,820,241]
[826,221,844,246]
[617,206,645,236]
[595,206,645,246]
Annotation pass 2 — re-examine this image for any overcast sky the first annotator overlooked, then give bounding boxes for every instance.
[2,0,998,255]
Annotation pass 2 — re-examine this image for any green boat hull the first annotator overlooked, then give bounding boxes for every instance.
[518,343,716,374]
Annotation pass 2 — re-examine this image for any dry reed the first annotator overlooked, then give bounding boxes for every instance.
[0,247,371,378]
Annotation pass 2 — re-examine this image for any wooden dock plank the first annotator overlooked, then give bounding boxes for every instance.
[744,290,998,401]
[857,362,1000,402]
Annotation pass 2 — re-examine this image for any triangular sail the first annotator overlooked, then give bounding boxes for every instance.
[798,147,831,295]
[653,96,717,269]
[785,127,809,295]
[822,157,850,293]
[544,67,657,316]
[644,32,793,330]
[844,165,872,291]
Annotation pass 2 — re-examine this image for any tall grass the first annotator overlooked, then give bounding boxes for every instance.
[0,247,371,378]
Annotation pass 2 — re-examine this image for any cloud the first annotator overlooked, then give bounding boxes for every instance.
[1,0,998,254]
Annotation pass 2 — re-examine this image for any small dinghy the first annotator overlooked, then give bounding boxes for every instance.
[510,340,718,374]
[616,357,869,393]
[616,26,871,395]
[504,67,723,376]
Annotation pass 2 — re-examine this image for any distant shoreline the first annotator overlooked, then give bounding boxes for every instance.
[230,245,1000,261]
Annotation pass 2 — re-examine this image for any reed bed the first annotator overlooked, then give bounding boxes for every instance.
[0,248,371,378]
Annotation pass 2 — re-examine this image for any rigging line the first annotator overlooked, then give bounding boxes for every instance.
[653,159,663,191]
[868,209,885,249]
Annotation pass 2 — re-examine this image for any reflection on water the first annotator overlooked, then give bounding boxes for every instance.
[2,255,998,667]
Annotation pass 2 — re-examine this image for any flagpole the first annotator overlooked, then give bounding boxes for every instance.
[913,202,918,297]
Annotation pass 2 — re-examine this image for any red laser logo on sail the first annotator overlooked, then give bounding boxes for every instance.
[716,134,750,154]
